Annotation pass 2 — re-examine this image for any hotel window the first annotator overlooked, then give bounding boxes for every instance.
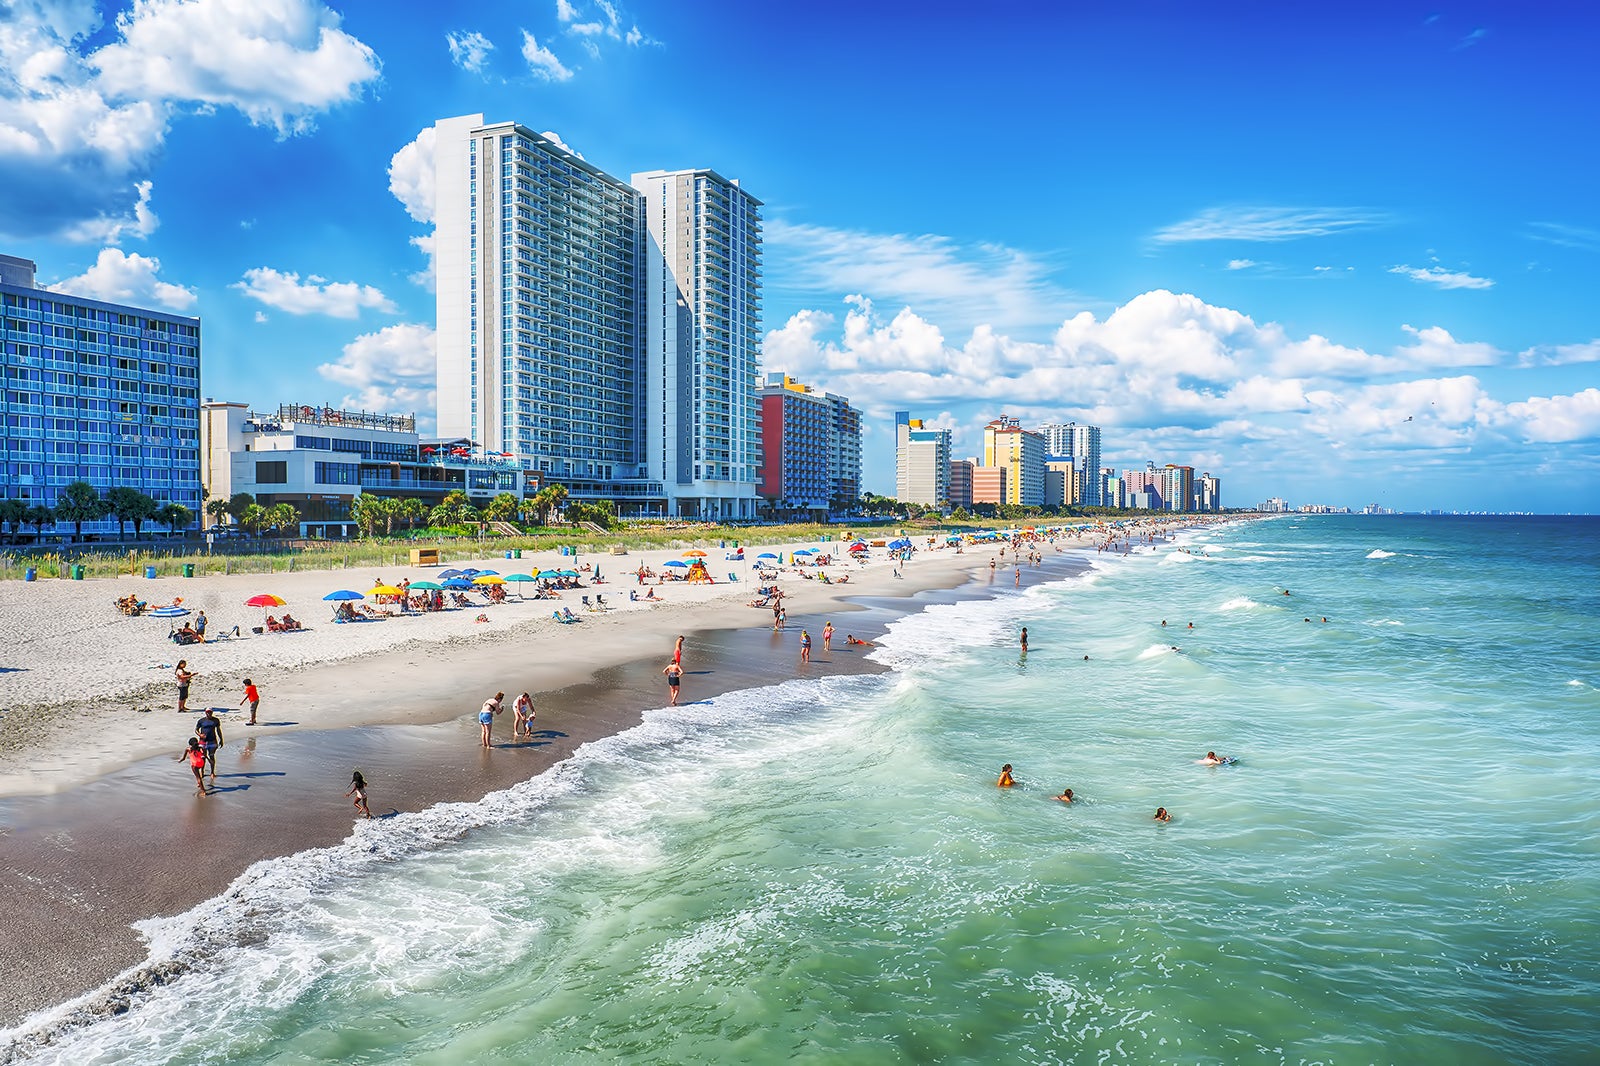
[255,460,288,484]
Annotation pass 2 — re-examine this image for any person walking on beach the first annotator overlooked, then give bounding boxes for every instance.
[178,738,207,795]
[174,660,194,713]
[194,708,223,782]
[799,629,812,663]
[240,678,260,726]
[822,622,834,653]
[346,771,372,819]
[479,692,504,749]
[512,692,536,738]
[664,661,683,705]
[195,611,207,642]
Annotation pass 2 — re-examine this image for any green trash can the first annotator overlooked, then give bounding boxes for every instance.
[71,564,85,580]
[514,549,523,559]
[182,563,195,577]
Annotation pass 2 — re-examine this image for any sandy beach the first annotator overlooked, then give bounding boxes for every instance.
[0,519,1204,1039]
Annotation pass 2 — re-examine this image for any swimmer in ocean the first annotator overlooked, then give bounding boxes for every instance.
[1197,751,1230,766]
[1054,788,1074,803]
[846,634,874,647]
[998,764,1015,788]
[1154,807,1172,822]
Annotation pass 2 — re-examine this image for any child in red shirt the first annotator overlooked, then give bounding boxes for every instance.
[240,678,260,726]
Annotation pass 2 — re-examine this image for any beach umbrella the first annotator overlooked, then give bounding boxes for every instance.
[504,573,537,582]
[322,590,365,601]
[245,593,285,608]
[443,577,475,589]
[538,569,563,579]
[795,548,816,555]
[475,569,499,577]
[683,549,708,558]
[149,605,190,618]
[439,569,465,579]
[558,569,579,578]
[459,568,481,576]
[756,552,779,560]
[369,584,403,596]
[664,559,689,568]
[408,581,443,591]
[473,574,506,585]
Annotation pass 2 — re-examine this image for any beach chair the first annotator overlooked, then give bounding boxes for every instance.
[728,572,739,582]
[561,607,582,623]
[582,595,594,611]
[595,594,607,610]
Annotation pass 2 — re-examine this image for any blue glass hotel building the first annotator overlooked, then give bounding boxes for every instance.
[1,254,202,532]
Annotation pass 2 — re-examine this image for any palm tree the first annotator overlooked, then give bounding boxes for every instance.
[156,502,193,536]
[107,486,157,540]
[545,483,568,522]
[23,503,54,540]
[399,497,428,533]
[0,499,26,543]
[240,502,268,535]
[204,498,230,529]
[54,481,107,541]
[267,502,300,537]
[484,491,520,524]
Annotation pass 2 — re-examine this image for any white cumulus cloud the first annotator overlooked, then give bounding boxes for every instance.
[1388,264,1494,290]
[0,0,381,242]
[1501,389,1600,443]
[446,30,494,73]
[317,323,437,425]
[50,247,196,310]
[233,267,397,318]
[388,125,436,224]
[521,30,572,81]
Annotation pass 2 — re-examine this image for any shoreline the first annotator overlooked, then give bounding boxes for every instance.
[0,519,1218,1038]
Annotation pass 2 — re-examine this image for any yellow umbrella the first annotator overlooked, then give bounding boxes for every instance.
[473,574,507,585]
[370,584,403,596]
[683,549,708,557]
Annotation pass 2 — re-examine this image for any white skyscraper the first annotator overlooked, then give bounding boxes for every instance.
[632,169,763,520]
[1039,421,1103,506]
[433,116,763,517]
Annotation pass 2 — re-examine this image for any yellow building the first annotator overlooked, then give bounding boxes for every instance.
[981,417,1046,506]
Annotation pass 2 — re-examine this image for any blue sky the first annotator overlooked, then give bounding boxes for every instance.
[3,0,1597,512]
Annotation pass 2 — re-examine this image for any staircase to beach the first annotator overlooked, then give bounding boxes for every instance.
[487,521,522,536]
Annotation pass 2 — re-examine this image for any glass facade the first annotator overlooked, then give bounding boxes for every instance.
[1,267,201,532]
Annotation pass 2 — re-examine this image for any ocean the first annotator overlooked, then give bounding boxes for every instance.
[9,515,1599,1064]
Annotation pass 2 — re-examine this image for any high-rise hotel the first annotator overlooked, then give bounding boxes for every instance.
[1,253,201,531]
[432,115,762,519]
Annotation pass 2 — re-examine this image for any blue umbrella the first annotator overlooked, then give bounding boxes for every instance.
[443,577,475,589]
[756,552,779,560]
[795,548,816,555]
[322,590,365,601]
[439,569,465,579]
[664,560,689,568]
[459,568,481,576]
[148,605,190,618]
[475,569,499,577]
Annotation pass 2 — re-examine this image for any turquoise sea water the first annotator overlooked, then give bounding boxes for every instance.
[9,515,1600,1064]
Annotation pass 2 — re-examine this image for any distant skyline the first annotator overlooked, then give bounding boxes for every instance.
[3,1,1596,512]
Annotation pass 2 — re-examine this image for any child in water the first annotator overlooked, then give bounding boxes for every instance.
[346,771,372,819]
[1154,807,1172,822]
[178,737,207,794]
[998,764,1015,788]
[1054,788,1074,803]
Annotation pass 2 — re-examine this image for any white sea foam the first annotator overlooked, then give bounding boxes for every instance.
[1137,643,1180,660]
[1368,619,1405,627]
[1366,549,1396,559]
[1218,596,1259,611]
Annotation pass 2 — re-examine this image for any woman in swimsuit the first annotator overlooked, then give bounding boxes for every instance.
[479,692,504,749]
[998,764,1015,788]
[1154,807,1172,822]
[799,630,811,663]
[513,692,536,738]
[174,660,194,713]
[663,661,683,705]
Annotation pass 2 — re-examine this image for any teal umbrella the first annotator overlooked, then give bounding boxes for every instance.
[409,581,443,591]
[504,572,537,598]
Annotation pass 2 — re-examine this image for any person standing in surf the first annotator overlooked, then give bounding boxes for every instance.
[479,692,504,749]
[193,708,223,783]
[663,660,683,705]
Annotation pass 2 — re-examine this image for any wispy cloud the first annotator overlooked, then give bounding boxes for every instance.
[1226,259,1257,270]
[1153,206,1386,244]
[521,30,573,81]
[1527,221,1600,252]
[446,31,494,74]
[764,219,1086,333]
[1518,340,1600,368]
[1454,27,1488,50]
[1388,264,1494,290]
